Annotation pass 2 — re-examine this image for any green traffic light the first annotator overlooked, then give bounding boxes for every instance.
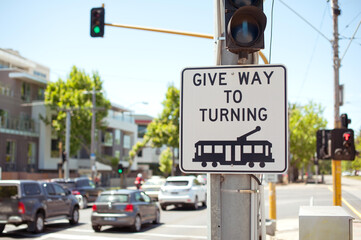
[118,169,123,174]
[93,26,100,34]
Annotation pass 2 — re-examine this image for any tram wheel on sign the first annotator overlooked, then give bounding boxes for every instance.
[202,162,207,167]
[249,162,254,168]
[212,161,217,167]
[260,162,265,168]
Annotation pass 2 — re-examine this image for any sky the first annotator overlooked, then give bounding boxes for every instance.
[0,0,360,131]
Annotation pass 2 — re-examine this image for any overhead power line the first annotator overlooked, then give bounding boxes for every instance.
[341,19,361,61]
[278,0,331,43]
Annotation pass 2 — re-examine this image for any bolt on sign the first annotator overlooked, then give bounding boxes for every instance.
[180,65,288,174]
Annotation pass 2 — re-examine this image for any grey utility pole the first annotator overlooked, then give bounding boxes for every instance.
[64,110,71,179]
[91,86,96,181]
[208,0,260,239]
[84,86,103,181]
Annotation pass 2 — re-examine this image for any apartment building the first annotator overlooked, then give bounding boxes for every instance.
[0,48,49,179]
[0,49,138,182]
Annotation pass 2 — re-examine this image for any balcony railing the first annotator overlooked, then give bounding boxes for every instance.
[0,116,39,134]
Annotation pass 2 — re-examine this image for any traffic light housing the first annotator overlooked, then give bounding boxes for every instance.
[90,7,105,37]
[117,163,124,174]
[340,113,351,128]
[331,129,356,160]
[316,129,331,160]
[224,0,267,54]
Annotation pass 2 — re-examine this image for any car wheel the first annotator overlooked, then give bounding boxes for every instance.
[69,206,79,225]
[152,210,160,224]
[0,224,5,234]
[202,194,207,207]
[92,225,101,232]
[28,212,44,233]
[160,204,167,211]
[193,196,199,210]
[130,215,142,232]
[82,197,88,209]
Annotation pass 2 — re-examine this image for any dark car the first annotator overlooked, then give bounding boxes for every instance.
[52,177,104,209]
[91,189,160,232]
[0,180,79,234]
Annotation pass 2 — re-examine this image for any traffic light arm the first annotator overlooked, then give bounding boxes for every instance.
[104,23,214,39]
[103,22,269,63]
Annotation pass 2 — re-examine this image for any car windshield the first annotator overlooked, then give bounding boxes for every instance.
[164,180,189,186]
[97,194,128,203]
[57,182,76,189]
[143,179,165,186]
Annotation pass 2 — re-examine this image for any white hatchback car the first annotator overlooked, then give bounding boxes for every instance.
[158,176,207,210]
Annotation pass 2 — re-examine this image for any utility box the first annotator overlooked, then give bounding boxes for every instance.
[299,206,354,240]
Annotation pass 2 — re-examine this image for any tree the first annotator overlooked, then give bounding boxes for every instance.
[44,66,110,156]
[159,148,173,176]
[288,102,328,182]
[129,85,179,175]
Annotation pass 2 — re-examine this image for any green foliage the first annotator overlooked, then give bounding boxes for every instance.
[44,66,111,155]
[159,148,173,176]
[146,86,179,148]
[289,102,328,170]
[129,86,179,168]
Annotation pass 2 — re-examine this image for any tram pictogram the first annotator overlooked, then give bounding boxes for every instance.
[192,126,274,168]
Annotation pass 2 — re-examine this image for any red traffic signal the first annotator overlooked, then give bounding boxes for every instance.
[90,7,105,37]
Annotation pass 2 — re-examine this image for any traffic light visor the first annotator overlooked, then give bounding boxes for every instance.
[229,0,260,8]
[228,6,266,47]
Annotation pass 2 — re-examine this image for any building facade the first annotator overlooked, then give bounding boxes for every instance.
[0,49,138,182]
[0,48,49,179]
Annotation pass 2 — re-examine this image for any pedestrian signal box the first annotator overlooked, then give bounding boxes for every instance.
[331,129,356,160]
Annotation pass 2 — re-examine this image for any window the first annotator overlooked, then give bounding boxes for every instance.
[243,145,252,154]
[140,192,150,203]
[23,183,41,196]
[137,150,143,157]
[115,130,121,145]
[165,181,189,187]
[215,145,223,153]
[43,183,55,195]
[6,140,16,163]
[0,109,8,127]
[137,125,147,138]
[51,139,59,158]
[254,145,263,154]
[21,82,31,102]
[53,184,66,196]
[123,135,131,149]
[135,192,145,202]
[27,142,36,164]
[37,87,44,100]
[0,186,18,198]
[97,194,128,203]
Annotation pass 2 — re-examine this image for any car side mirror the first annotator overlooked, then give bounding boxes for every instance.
[65,189,71,195]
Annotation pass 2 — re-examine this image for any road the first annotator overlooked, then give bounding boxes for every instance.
[2,176,361,239]
[264,175,361,220]
[1,205,207,240]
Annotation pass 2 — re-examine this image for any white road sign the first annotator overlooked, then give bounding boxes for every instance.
[180,65,287,173]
